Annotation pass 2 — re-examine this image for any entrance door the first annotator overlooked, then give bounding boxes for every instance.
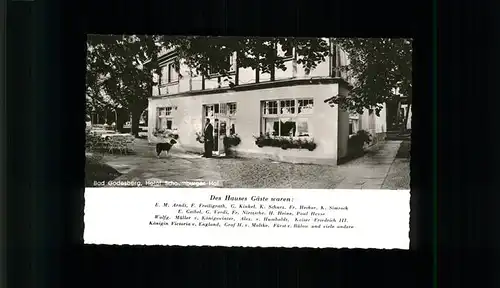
[203,104,222,155]
[203,104,233,155]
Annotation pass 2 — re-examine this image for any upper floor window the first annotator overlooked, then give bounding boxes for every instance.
[159,60,178,86]
[278,42,294,59]
[168,62,178,83]
[160,66,168,85]
[207,54,236,77]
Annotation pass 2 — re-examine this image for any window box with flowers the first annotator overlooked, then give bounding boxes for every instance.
[254,134,317,151]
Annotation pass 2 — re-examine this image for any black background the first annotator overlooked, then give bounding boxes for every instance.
[5,0,497,286]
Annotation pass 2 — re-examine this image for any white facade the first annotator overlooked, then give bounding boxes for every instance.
[148,39,387,165]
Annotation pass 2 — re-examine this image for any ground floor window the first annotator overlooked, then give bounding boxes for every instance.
[261,99,313,137]
[349,117,359,135]
[157,107,173,130]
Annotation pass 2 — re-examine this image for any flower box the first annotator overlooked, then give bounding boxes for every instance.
[254,134,317,151]
[223,134,241,157]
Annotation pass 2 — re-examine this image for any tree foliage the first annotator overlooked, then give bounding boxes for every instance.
[86,34,165,135]
[167,37,330,80]
[327,38,412,116]
[87,36,413,134]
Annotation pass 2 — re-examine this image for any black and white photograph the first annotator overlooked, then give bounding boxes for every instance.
[85,36,412,190]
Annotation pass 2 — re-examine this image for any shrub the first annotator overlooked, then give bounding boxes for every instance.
[85,155,122,186]
[85,153,104,164]
[348,130,372,155]
[254,133,317,151]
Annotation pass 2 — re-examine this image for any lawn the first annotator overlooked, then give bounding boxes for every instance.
[85,154,122,186]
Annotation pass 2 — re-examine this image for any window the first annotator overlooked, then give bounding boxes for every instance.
[207,54,235,76]
[349,118,359,135]
[228,103,237,116]
[160,66,168,86]
[263,100,278,115]
[205,103,237,118]
[228,54,235,71]
[261,99,313,137]
[159,61,178,85]
[279,42,294,59]
[280,100,295,114]
[157,107,174,130]
[298,99,314,114]
[168,63,178,83]
[264,118,279,136]
[296,118,310,136]
[205,105,214,117]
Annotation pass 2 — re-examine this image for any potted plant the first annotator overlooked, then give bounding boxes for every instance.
[195,131,205,143]
[223,134,241,156]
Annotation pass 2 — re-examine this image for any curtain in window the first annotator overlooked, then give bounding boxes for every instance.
[296,119,309,136]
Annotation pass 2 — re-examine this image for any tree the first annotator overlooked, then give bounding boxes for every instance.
[87,36,413,134]
[326,38,412,132]
[167,36,330,84]
[87,34,165,136]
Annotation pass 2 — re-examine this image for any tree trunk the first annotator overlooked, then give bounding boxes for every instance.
[131,110,141,138]
[115,108,128,132]
[130,101,148,137]
[270,40,276,81]
[255,52,260,83]
[189,68,193,91]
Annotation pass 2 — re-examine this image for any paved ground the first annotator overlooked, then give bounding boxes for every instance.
[335,141,403,189]
[90,139,410,189]
[381,141,411,190]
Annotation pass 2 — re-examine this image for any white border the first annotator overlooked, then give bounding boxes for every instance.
[84,188,410,249]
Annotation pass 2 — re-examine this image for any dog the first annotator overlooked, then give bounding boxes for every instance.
[155,139,178,158]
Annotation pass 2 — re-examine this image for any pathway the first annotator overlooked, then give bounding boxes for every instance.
[96,139,409,189]
[336,141,403,189]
